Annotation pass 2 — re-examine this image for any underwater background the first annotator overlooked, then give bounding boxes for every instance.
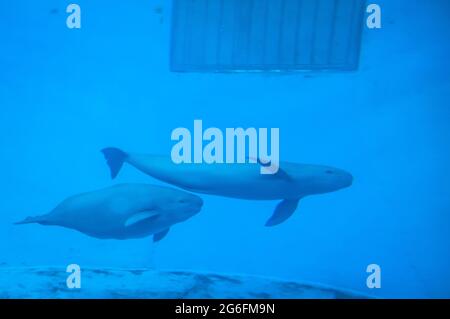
[0,0,449,298]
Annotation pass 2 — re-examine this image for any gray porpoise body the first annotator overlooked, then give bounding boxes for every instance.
[101,148,353,227]
[15,184,203,241]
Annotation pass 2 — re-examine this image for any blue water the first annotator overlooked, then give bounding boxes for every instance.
[0,0,449,298]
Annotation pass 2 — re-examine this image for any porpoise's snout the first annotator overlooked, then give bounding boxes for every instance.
[323,167,353,190]
[346,172,353,187]
[338,169,353,188]
[183,194,203,214]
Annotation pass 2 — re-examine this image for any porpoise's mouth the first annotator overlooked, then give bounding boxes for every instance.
[331,168,353,189]
[191,197,204,212]
[343,172,354,188]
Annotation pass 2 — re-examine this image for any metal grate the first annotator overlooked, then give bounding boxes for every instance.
[170,0,366,72]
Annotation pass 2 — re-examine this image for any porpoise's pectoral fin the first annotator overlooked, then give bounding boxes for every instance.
[125,211,159,227]
[153,228,170,242]
[265,199,301,227]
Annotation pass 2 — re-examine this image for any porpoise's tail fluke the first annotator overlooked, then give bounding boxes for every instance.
[14,216,44,225]
[101,147,128,179]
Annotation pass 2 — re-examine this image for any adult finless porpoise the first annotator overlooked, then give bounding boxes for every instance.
[102,148,353,227]
[15,184,203,242]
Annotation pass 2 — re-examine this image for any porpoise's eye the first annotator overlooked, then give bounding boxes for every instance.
[178,199,187,203]
[325,170,334,175]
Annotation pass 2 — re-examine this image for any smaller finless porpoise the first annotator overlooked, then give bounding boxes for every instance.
[101,148,353,227]
[15,184,203,242]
